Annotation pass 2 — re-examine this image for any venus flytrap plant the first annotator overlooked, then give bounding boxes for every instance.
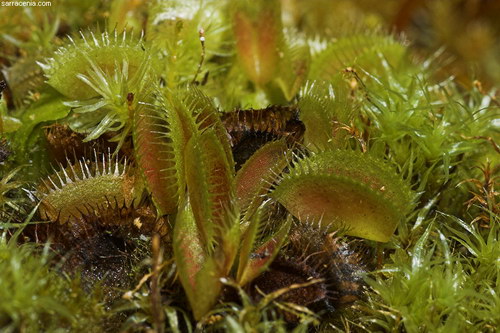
[158,92,296,320]
[1,1,499,331]
[155,84,237,320]
[173,116,291,320]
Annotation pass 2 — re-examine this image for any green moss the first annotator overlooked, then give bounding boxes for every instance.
[0,234,107,332]
[359,214,500,332]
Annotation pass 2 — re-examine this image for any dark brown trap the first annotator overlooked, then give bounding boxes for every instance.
[250,222,367,322]
[222,105,304,169]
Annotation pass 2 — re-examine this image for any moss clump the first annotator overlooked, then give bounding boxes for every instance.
[0,234,107,332]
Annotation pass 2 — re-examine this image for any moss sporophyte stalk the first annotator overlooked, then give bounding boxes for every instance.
[0,0,498,332]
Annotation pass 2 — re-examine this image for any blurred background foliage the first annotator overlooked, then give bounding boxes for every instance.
[2,0,500,88]
[282,0,500,89]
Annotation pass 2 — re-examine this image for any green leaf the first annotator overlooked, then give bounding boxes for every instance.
[181,85,234,170]
[218,208,241,275]
[13,90,70,157]
[236,207,264,284]
[1,97,21,133]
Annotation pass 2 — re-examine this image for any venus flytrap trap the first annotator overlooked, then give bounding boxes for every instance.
[232,0,283,88]
[273,31,311,102]
[0,83,22,135]
[231,0,312,105]
[40,29,150,100]
[40,30,159,148]
[234,139,290,215]
[37,151,139,225]
[308,33,410,83]
[298,78,357,150]
[271,149,414,242]
[1,11,60,108]
[133,90,190,216]
[184,128,235,250]
[0,1,498,331]
[3,56,47,108]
